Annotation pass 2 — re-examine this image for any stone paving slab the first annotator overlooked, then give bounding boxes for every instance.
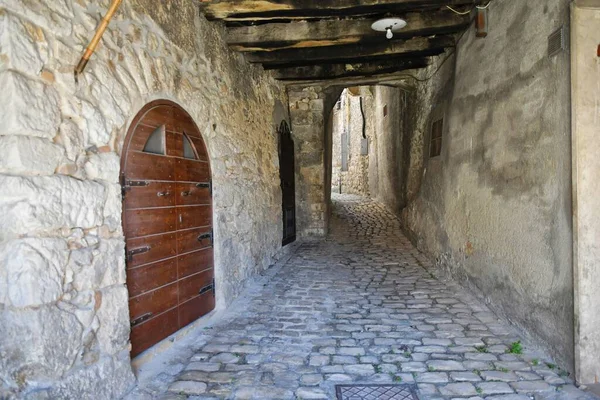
[129,194,597,400]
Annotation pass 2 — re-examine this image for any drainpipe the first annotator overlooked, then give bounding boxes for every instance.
[74,0,123,81]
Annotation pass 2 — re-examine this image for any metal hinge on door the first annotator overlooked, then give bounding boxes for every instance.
[126,245,151,261]
[121,179,150,199]
[131,312,152,327]
[199,278,216,297]
[197,230,213,246]
[196,181,212,196]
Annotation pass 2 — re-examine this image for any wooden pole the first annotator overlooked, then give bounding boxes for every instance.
[74,0,123,80]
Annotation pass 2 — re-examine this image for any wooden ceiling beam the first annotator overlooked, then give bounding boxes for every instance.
[272,57,431,81]
[248,36,455,68]
[199,0,479,22]
[226,11,470,52]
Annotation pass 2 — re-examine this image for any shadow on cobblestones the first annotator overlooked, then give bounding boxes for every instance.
[128,194,596,400]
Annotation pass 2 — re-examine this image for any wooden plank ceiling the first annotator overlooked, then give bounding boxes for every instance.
[198,0,481,86]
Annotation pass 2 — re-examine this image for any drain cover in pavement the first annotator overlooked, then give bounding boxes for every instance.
[335,384,418,400]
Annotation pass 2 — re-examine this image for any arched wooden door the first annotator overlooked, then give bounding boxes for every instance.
[121,100,215,357]
[279,121,296,246]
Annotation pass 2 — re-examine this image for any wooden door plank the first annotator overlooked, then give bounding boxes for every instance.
[176,183,211,206]
[179,291,216,329]
[178,249,214,279]
[124,208,176,238]
[126,259,177,298]
[129,282,178,322]
[177,206,212,231]
[126,233,177,268]
[126,152,175,181]
[179,269,214,304]
[138,105,177,131]
[130,307,178,357]
[175,159,210,182]
[124,182,176,210]
[177,227,213,254]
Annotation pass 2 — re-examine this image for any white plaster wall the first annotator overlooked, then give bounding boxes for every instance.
[0,0,289,398]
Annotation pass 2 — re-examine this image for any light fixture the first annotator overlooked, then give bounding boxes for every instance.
[371,18,407,40]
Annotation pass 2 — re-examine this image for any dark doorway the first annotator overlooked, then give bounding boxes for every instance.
[279,120,296,246]
[121,100,215,357]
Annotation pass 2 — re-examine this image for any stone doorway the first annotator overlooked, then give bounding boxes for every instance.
[121,100,215,357]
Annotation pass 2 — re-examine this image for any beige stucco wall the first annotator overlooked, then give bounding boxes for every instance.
[400,0,576,373]
[571,0,600,384]
[0,0,290,398]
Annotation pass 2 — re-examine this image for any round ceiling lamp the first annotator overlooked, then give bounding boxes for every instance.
[371,18,407,40]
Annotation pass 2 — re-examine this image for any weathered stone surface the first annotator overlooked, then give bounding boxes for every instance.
[84,153,120,183]
[95,286,130,355]
[47,352,135,400]
[168,380,207,395]
[0,12,48,76]
[67,239,126,292]
[0,71,60,138]
[439,382,478,396]
[0,175,105,240]
[0,136,63,176]
[397,0,577,376]
[0,238,68,308]
[0,305,83,385]
[56,120,84,161]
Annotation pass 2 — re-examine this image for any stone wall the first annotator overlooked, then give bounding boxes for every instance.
[399,0,575,372]
[0,0,289,398]
[365,86,414,215]
[289,86,341,237]
[331,89,371,196]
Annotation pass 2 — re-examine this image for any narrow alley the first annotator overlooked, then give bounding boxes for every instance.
[2,1,600,399]
[131,195,592,400]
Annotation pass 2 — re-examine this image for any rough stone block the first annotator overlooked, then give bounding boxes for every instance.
[0,12,48,77]
[0,238,68,308]
[0,0,74,37]
[0,175,105,240]
[68,239,126,293]
[95,286,131,356]
[0,135,64,175]
[0,305,83,385]
[0,71,60,138]
[84,153,120,183]
[81,100,110,147]
[47,352,135,400]
[56,120,84,161]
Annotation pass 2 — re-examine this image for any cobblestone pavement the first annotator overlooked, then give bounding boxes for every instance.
[136,194,595,400]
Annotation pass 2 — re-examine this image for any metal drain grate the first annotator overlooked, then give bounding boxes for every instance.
[336,384,418,400]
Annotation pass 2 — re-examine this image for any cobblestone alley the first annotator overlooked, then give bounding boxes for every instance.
[133,195,595,400]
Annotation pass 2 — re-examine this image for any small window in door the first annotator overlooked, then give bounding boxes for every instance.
[143,125,165,155]
[183,133,198,160]
[429,118,444,158]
